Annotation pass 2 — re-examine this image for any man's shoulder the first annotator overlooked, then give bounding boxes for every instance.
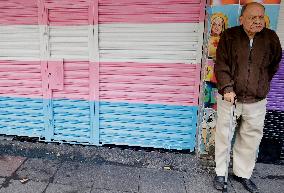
[222,26,242,38]
[262,27,274,33]
[260,28,280,43]
[261,28,278,37]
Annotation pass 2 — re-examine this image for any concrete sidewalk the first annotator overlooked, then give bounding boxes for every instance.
[0,139,283,193]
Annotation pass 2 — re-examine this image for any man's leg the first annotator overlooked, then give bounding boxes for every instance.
[215,94,239,176]
[233,99,267,178]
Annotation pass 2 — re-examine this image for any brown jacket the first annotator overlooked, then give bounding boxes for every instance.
[215,25,282,103]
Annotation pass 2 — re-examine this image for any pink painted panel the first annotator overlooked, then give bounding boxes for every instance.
[99,0,204,23]
[48,60,64,90]
[0,0,38,25]
[0,0,97,25]
[0,0,204,25]
[42,0,98,25]
[51,61,90,100]
[100,62,200,106]
[0,60,43,98]
[0,60,201,106]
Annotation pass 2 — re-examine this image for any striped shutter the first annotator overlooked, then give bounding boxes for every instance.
[40,0,99,144]
[0,0,205,150]
[0,1,44,137]
[98,0,204,150]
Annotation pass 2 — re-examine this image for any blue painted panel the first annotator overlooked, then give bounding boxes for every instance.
[49,99,95,144]
[99,101,198,150]
[0,96,44,137]
[0,97,197,150]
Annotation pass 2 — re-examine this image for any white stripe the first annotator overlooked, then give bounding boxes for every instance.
[0,25,40,59]
[49,26,90,60]
[99,23,203,63]
[0,23,203,63]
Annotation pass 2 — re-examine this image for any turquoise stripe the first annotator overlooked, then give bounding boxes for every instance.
[99,101,197,150]
[0,96,197,150]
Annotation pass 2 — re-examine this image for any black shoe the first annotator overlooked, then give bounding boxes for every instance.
[233,175,259,193]
[214,176,225,190]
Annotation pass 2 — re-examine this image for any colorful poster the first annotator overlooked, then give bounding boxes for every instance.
[210,0,239,5]
[200,108,217,156]
[204,82,218,110]
[208,5,240,59]
[200,0,281,156]
[211,0,281,5]
[263,5,279,30]
[204,59,217,83]
[240,0,281,5]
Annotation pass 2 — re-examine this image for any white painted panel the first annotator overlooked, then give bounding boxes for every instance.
[99,23,204,64]
[0,25,40,60]
[49,26,90,60]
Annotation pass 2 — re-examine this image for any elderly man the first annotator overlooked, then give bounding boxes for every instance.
[214,2,282,193]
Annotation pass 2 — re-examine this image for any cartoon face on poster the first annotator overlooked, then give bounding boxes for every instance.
[208,5,239,59]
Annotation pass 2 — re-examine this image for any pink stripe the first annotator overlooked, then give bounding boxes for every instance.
[99,0,203,23]
[0,60,43,98]
[42,0,97,25]
[99,62,200,106]
[99,0,201,4]
[51,61,90,100]
[0,0,38,25]
[0,0,204,25]
[0,60,200,106]
[100,99,196,106]
[1,0,98,25]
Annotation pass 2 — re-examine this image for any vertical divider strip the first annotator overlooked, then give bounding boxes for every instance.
[89,0,100,145]
[38,0,54,141]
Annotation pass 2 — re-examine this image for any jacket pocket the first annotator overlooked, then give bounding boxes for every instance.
[257,68,270,98]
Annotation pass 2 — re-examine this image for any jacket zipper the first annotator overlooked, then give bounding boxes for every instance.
[244,42,252,100]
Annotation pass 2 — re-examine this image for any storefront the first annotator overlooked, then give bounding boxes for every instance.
[0,0,282,158]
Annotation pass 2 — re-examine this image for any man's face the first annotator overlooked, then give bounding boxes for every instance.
[240,5,265,36]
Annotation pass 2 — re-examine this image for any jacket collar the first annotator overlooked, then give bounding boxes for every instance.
[240,25,265,39]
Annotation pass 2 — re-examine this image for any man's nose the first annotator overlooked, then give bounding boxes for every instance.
[254,17,262,24]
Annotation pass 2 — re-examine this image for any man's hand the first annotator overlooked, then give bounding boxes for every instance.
[223,92,236,105]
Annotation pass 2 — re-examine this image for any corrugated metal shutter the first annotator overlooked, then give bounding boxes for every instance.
[0,0,204,150]
[98,0,204,150]
[0,1,44,137]
[41,0,99,144]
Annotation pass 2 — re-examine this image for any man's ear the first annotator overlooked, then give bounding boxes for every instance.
[239,16,244,25]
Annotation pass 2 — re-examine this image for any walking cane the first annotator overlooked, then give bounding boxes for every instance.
[222,99,236,193]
